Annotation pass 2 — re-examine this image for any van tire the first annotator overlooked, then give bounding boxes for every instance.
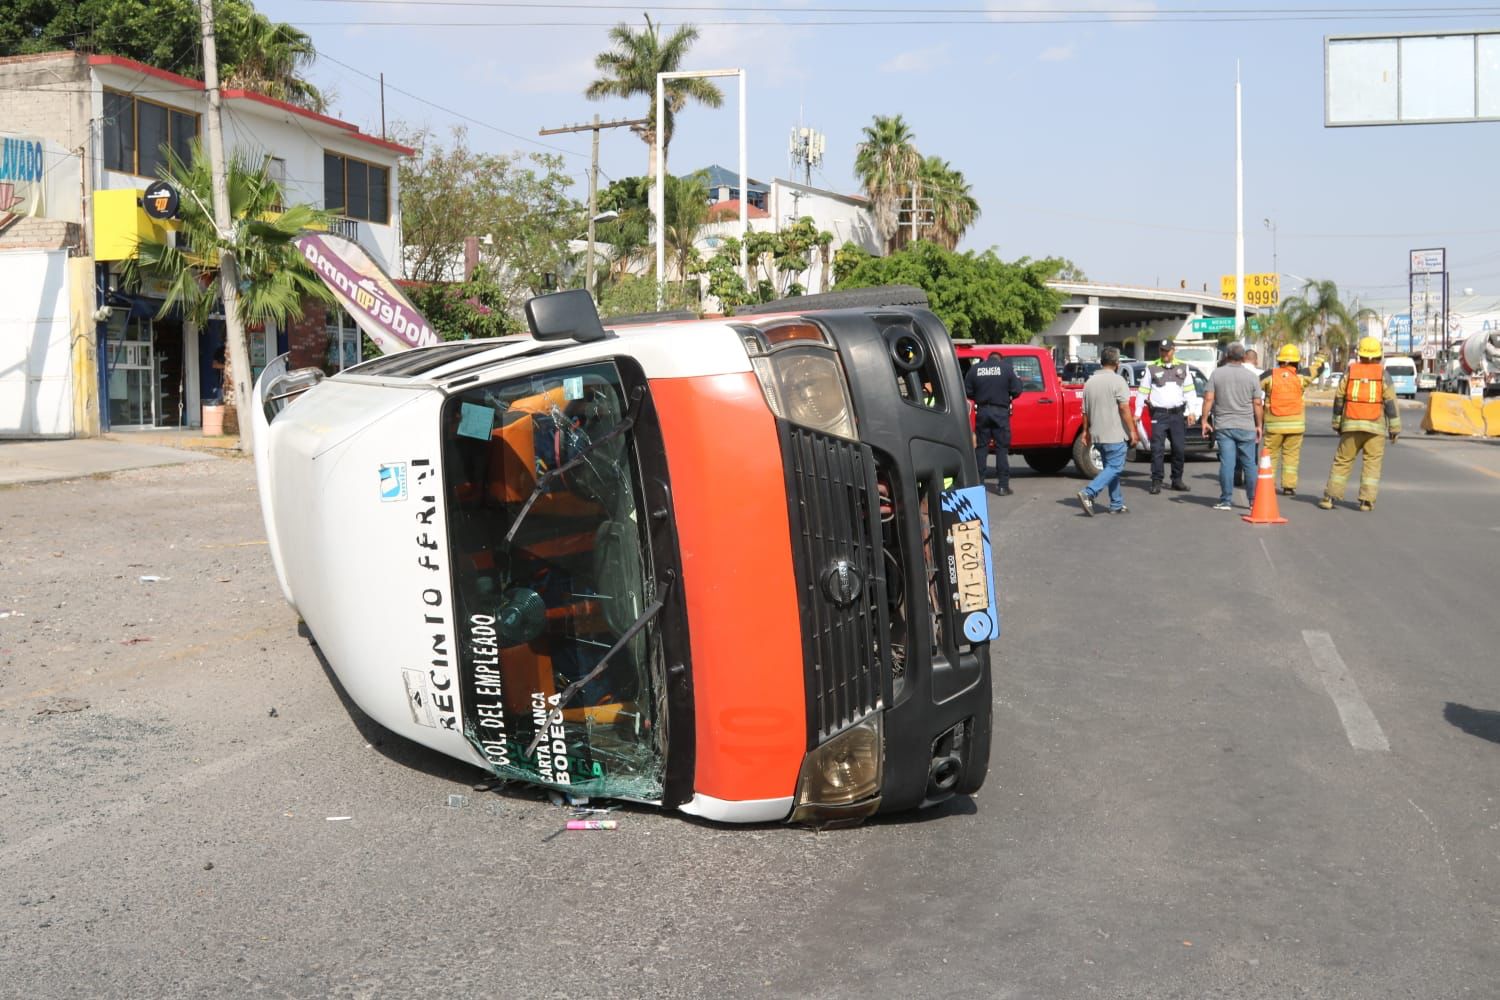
[1071,434,1102,479]
[1022,449,1071,475]
[732,284,929,316]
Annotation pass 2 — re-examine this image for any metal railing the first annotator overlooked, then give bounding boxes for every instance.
[329,216,359,240]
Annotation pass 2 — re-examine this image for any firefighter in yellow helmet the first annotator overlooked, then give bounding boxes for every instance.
[1258,343,1326,495]
[1318,336,1400,512]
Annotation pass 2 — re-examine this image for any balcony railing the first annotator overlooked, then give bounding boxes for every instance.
[330,216,359,241]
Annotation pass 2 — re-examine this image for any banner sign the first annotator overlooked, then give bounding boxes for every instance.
[1410,248,1445,274]
[295,232,438,355]
[0,134,45,217]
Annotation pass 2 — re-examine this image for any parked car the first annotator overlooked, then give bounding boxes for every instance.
[1416,370,1437,391]
[1059,361,1102,384]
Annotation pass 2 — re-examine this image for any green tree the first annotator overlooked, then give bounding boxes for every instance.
[853,114,920,254]
[0,0,325,110]
[596,276,700,318]
[833,243,874,286]
[1277,279,1377,368]
[402,278,518,342]
[595,177,654,285]
[691,236,752,311]
[119,142,333,447]
[662,171,710,282]
[743,217,834,297]
[585,14,723,181]
[396,126,583,320]
[839,241,1065,343]
[917,155,979,251]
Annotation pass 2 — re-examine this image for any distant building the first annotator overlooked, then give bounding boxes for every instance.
[0,51,411,437]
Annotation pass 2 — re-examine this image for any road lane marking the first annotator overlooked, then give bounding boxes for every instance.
[1259,538,1275,572]
[1468,463,1500,481]
[1302,630,1390,752]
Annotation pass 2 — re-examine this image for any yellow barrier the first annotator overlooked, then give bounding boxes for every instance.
[1421,392,1485,436]
[1485,398,1500,438]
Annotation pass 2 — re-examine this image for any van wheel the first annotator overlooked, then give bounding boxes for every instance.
[1071,434,1102,478]
[1023,449,1071,475]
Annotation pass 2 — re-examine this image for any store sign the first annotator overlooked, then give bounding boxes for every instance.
[1409,248,1445,274]
[295,232,438,355]
[1219,273,1279,306]
[0,134,45,217]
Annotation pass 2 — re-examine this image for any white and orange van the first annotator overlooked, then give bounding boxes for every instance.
[253,286,997,825]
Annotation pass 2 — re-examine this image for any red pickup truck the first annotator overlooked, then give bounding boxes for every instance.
[955,345,1213,478]
[955,344,1096,476]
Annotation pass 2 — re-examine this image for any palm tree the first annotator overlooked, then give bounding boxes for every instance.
[662,172,710,284]
[121,143,334,448]
[585,15,724,181]
[918,155,980,251]
[853,114,921,253]
[1277,279,1378,369]
[218,10,326,111]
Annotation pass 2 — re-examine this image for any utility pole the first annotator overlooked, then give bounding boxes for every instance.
[540,115,648,297]
[1234,62,1245,342]
[199,0,252,453]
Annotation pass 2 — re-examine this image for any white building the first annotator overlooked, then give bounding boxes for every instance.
[0,51,411,437]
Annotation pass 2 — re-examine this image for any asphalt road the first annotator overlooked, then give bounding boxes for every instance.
[1,429,1497,999]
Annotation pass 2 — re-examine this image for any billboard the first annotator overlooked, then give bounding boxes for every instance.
[295,233,438,355]
[1326,30,1500,127]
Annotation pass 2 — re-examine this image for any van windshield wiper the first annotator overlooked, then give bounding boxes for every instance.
[502,385,644,547]
[523,570,674,759]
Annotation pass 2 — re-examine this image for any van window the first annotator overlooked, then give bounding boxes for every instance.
[1384,360,1415,376]
[441,360,665,799]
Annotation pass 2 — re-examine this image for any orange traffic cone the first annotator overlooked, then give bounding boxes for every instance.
[1242,447,1287,524]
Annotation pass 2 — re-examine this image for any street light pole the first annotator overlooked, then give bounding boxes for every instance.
[1234,63,1245,341]
[1263,217,1277,280]
[655,68,746,309]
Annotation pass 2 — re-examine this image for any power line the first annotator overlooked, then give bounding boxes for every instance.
[302,0,1500,13]
[284,11,1500,27]
[308,46,590,161]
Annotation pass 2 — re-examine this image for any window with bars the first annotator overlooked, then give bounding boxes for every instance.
[323,151,390,224]
[102,90,199,177]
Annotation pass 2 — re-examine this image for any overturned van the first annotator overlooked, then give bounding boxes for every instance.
[253,287,998,825]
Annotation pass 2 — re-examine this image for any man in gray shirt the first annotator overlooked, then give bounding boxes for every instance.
[1076,347,1140,515]
[1200,342,1264,510]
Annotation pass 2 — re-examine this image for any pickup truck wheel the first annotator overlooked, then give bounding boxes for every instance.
[1022,450,1071,475]
[1071,434,1102,479]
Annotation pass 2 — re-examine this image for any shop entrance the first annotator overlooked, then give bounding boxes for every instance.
[105,309,155,427]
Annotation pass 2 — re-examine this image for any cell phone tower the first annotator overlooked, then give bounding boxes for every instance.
[789,123,825,187]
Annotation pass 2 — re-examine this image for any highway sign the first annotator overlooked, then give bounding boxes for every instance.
[1190,316,1266,335]
[1220,273,1279,306]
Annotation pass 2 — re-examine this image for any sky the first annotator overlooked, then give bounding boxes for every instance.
[254,0,1500,317]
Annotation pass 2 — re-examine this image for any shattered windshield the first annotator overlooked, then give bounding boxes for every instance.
[442,361,664,801]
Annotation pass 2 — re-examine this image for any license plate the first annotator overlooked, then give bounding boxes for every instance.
[940,485,1000,643]
[950,520,988,612]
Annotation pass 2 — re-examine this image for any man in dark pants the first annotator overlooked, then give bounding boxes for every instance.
[964,350,1024,495]
[1142,339,1198,494]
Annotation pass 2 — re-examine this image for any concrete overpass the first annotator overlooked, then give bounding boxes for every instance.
[1039,281,1265,362]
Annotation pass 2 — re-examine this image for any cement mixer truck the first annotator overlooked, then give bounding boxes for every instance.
[1438,331,1500,397]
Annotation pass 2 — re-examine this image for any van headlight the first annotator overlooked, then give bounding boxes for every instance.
[790,712,883,825]
[749,346,857,440]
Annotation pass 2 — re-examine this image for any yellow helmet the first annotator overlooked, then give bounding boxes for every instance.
[1276,344,1301,364]
[1357,336,1382,359]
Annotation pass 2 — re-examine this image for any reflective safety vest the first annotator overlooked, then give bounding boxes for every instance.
[1343,362,1385,422]
[1268,366,1303,417]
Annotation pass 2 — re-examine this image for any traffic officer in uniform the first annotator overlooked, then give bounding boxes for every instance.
[1143,339,1198,494]
[964,350,1024,496]
[1319,336,1400,511]
[1259,344,1326,495]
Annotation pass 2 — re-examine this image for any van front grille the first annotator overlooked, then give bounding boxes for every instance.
[782,426,887,743]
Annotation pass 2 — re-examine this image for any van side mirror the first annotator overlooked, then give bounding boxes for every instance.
[524,289,610,343]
